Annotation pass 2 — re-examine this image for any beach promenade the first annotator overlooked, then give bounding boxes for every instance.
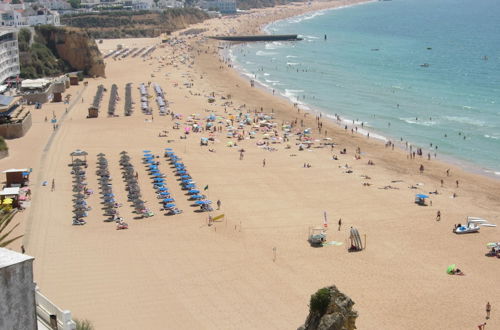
[2,1,499,329]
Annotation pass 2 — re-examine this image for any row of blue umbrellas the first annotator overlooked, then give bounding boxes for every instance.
[144,150,180,213]
[165,149,213,211]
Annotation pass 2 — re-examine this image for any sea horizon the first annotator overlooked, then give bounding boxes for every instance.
[228,0,500,178]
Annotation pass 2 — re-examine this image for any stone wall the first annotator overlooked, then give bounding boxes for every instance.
[0,250,37,330]
[0,111,32,139]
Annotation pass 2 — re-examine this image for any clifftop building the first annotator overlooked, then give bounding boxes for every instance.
[0,29,20,85]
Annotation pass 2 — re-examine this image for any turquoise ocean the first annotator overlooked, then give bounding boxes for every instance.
[228,0,500,176]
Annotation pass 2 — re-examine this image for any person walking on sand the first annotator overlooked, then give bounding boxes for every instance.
[419,164,424,174]
[217,199,221,210]
[436,210,441,221]
[338,218,342,231]
[486,302,491,319]
[51,179,55,192]
[478,322,486,330]
[262,158,266,167]
[456,180,459,188]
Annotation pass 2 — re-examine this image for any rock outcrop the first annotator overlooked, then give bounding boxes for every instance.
[298,285,358,330]
[35,26,105,78]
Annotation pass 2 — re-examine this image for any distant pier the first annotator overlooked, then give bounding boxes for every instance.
[210,34,302,42]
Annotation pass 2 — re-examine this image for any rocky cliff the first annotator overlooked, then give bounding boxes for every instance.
[61,8,208,39]
[298,286,358,330]
[35,26,105,77]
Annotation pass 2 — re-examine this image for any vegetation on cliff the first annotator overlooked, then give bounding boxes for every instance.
[236,0,301,10]
[299,285,358,330]
[18,26,105,78]
[61,8,208,39]
[0,137,8,152]
[18,27,71,79]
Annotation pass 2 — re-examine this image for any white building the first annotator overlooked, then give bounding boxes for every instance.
[202,0,236,14]
[24,8,60,26]
[0,10,25,27]
[0,29,20,85]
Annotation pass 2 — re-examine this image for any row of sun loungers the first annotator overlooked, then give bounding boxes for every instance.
[91,84,105,112]
[132,47,147,58]
[121,47,137,59]
[113,48,129,59]
[153,83,168,116]
[165,149,213,212]
[104,49,119,59]
[142,46,156,58]
[139,83,151,114]
[97,154,127,229]
[143,150,182,216]
[108,84,118,117]
[120,151,152,218]
[124,83,133,116]
[71,162,91,225]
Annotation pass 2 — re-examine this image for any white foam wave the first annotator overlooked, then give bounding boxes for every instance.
[484,134,499,140]
[263,73,270,76]
[265,79,279,83]
[443,116,486,127]
[400,117,437,126]
[288,11,326,24]
[302,35,320,39]
[256,50,277,56]
[265,42,283,50]
[287,62,300,66]
[286,55,298,58]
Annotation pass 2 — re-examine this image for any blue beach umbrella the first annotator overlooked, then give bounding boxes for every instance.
[143,150,151,153]
[416,194,429,199]
[190,195,203,200]
[184,184,195,189]
[162,198,175,203]
[180,175,191,179]
[165,148,173,151]
[157,187,167,191]
[165,203,176,208]
[194,200,204,205]
[153,178,165,182]
[188,189,200,194]
[177,170,187,175]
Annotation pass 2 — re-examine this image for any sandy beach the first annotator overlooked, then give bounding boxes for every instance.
[3,1,500,329]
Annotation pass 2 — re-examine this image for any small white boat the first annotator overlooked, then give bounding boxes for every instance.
[454,223,480,234]
[453,217,496,234]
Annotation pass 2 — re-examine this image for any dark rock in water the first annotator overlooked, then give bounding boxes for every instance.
[298,285,358,330]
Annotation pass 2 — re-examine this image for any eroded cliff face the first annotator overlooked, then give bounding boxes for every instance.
[36,26,105,77]
[298,286,358,330]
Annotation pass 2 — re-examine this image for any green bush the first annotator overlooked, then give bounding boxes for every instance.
[310,288,331,316]
[0,137,8,151]
[75,319,94,330]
